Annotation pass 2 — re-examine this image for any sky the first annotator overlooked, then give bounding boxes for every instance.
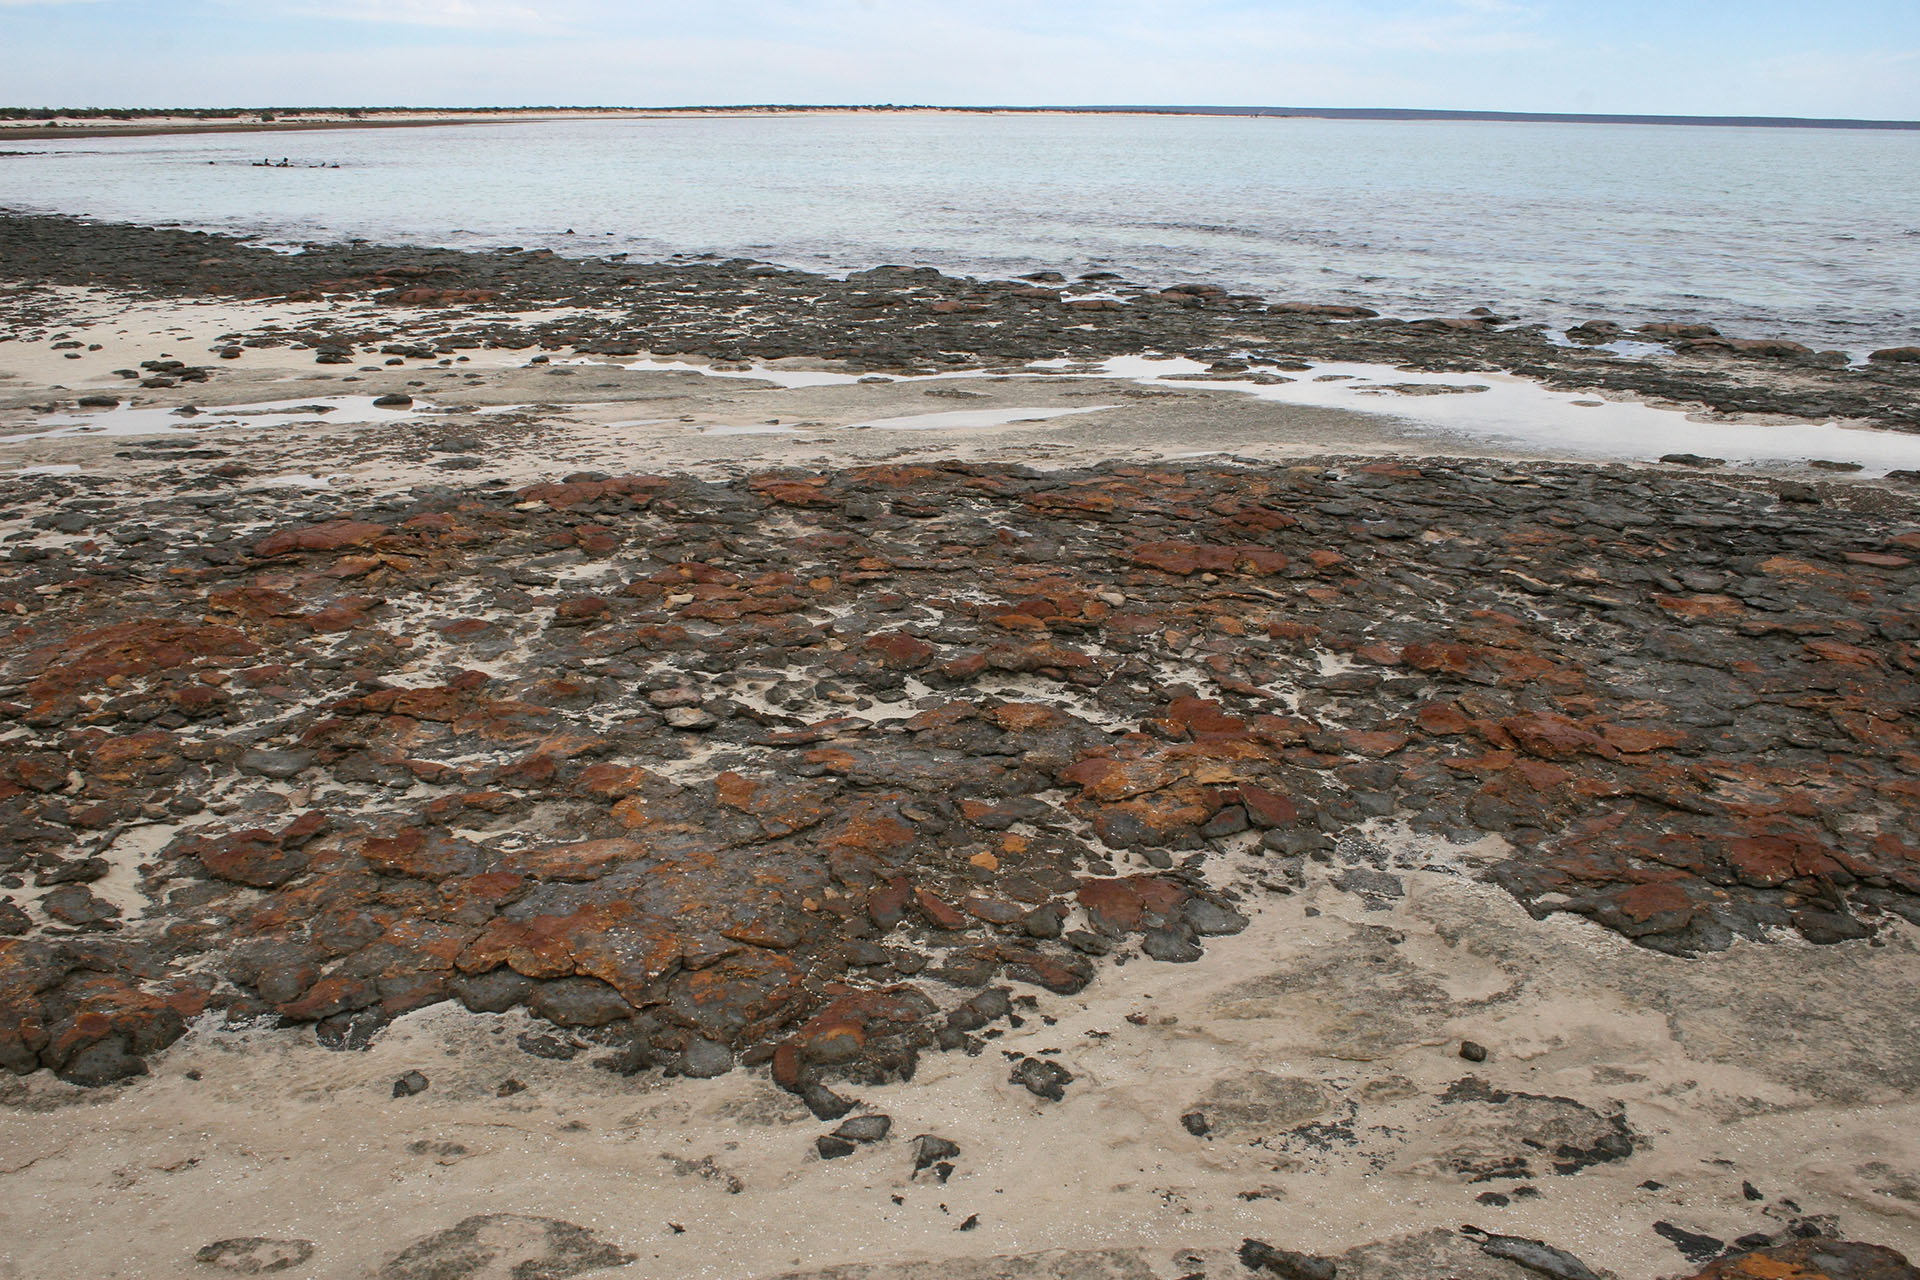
[1,0,1916,120]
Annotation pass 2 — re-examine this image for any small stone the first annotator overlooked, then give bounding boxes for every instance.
[1653,1222,1727,1264]
[372,393,414,407]
[1181,1111,1211,1137]
[910,1135,961,1172]
[1141,927,1203,963]
[800,1082,857,1120]
[816,1135,857,1160]
[1467,1230,1602,1280]
[674,1038,732,1078]
[1183,899,1249,936]
[238,748,315,780]
[1065,929,1113,956]
[1009,1056,1073,1101]
[1774,481,1820,504]
[663,707,717,731]
[1460,1040,1489,1063]
[42,884,118,926]
[392,1070,429,1098]
[832,1114,892,1143]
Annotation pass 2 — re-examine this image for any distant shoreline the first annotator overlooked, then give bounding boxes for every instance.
[2,103,1916,141]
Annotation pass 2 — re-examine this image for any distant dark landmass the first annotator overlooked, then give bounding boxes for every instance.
[3,104,1915,131]
[1041,105,1920,130]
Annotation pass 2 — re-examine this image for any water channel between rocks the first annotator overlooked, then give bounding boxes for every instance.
[16,354,1920,478]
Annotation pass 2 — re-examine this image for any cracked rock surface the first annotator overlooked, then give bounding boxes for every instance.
[2,458,1916,1091]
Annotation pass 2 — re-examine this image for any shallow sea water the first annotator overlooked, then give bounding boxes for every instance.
[3,114,1917,352]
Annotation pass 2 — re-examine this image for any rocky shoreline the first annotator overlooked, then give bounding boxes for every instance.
[3,212,1918,432]
[2,212,1919,1280]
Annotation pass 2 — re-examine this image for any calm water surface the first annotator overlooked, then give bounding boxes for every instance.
[3,114,1917,352]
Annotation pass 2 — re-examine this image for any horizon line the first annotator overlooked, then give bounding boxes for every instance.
[3,104,1916,130]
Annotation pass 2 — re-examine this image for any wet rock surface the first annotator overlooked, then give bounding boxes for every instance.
[4,212,1917,432]
[0,457,1916,1091]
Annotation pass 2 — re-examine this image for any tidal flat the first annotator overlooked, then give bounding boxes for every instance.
[1,212,1918,1280]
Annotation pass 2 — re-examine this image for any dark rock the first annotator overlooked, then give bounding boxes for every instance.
[1775,481,1821,504]
[816,1135,857,1160]
[674,1038,733,1078]
[391,1070,429,1097]
[1655,1222,1729,1264]
[452,969,533,1014]
[832,1113,892,1143]
[194,1238,316,1274]
[1465,1229,1603,1280]
[801,1082,857,1120]
[526,977,631,1028]
[911,1134,961,1174]
[1009,1056,1073,1101]
[1141,927,1203,963]
[237,749,314,780]
[42,884,118,925]
[1182,899,1249,935]
[516,1032,580,1061]
[1673,1238,1920,1279]
[1239,1239,1338,1280]
[377,1214,633,1280]
[1460,1040,1489,1063]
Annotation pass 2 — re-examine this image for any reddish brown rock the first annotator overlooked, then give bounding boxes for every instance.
[253,520,390,559]
[6,456,1918,1086]
[1676,1239,1919,1280]
[1076,876,1187,932]
[1128,541,1288,576]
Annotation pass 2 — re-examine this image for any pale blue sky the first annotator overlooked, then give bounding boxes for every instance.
[2,0,1916,119]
